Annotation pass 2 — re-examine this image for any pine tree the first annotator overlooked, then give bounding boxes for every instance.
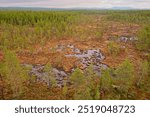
[70,68,85,86]
[99,68,113,99]
[86,65,100,100]
[115,59,134,80]
[74,85,92,100]
[44,63,56,89]
[114,59,135,99]
[3,49,27,99]
[70,68,92,100]
[137,60,149,87]
[136,26,150,51]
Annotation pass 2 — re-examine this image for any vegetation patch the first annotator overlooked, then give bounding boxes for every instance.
[0,10,149,100]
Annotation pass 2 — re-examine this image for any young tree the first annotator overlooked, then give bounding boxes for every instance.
[85,65,100,100]
[100,68,113,99]
[70,68,92,100]
[136,26,150,51]
[70,68,85,87]
[114,59,135,99]
[137,60,149,87]
[107,41,120,57]
[115,59,134,80]
[74,85,92,100]
[44,63,56,89]
[3,49,27,99]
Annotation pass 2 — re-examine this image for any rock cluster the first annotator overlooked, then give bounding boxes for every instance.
[23,44,108,87]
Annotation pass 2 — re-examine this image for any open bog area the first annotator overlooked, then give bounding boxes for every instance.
[0,10,150,100]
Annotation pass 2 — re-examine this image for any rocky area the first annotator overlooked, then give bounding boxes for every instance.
[23,44,108,87]
[108,36,138,43]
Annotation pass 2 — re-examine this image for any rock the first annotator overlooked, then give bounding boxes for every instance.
[22,64,68,87]
[67,44,74,49]
[118,36,137,43]
[22,44,108,87]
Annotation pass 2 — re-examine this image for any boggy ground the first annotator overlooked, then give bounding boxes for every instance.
[16,21,142,70]
[11,22,142,92]
[0,12,149,99]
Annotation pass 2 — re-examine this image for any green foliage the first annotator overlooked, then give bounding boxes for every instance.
[113,59,135,99]
[70,68,85,86]
[62,81,68,98]
[44,63,56,88]
[115,59,134,80]
[73,85,92,100]
[70,65,101,100]
[0,10,150,50]
[98,68,113,99]
[0,11,78,26]
[100,68,113,91]
[107,41,121,56]
[2,49,28,99]
[86,65,100,100]
[136,26,150,51]
[70,68,89,100]
[0,10,150,99]
[0,11,80,50]
[106,10,150,24]
[136,60,149,87]
[86,64,97,79]
[95,30,103,39]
